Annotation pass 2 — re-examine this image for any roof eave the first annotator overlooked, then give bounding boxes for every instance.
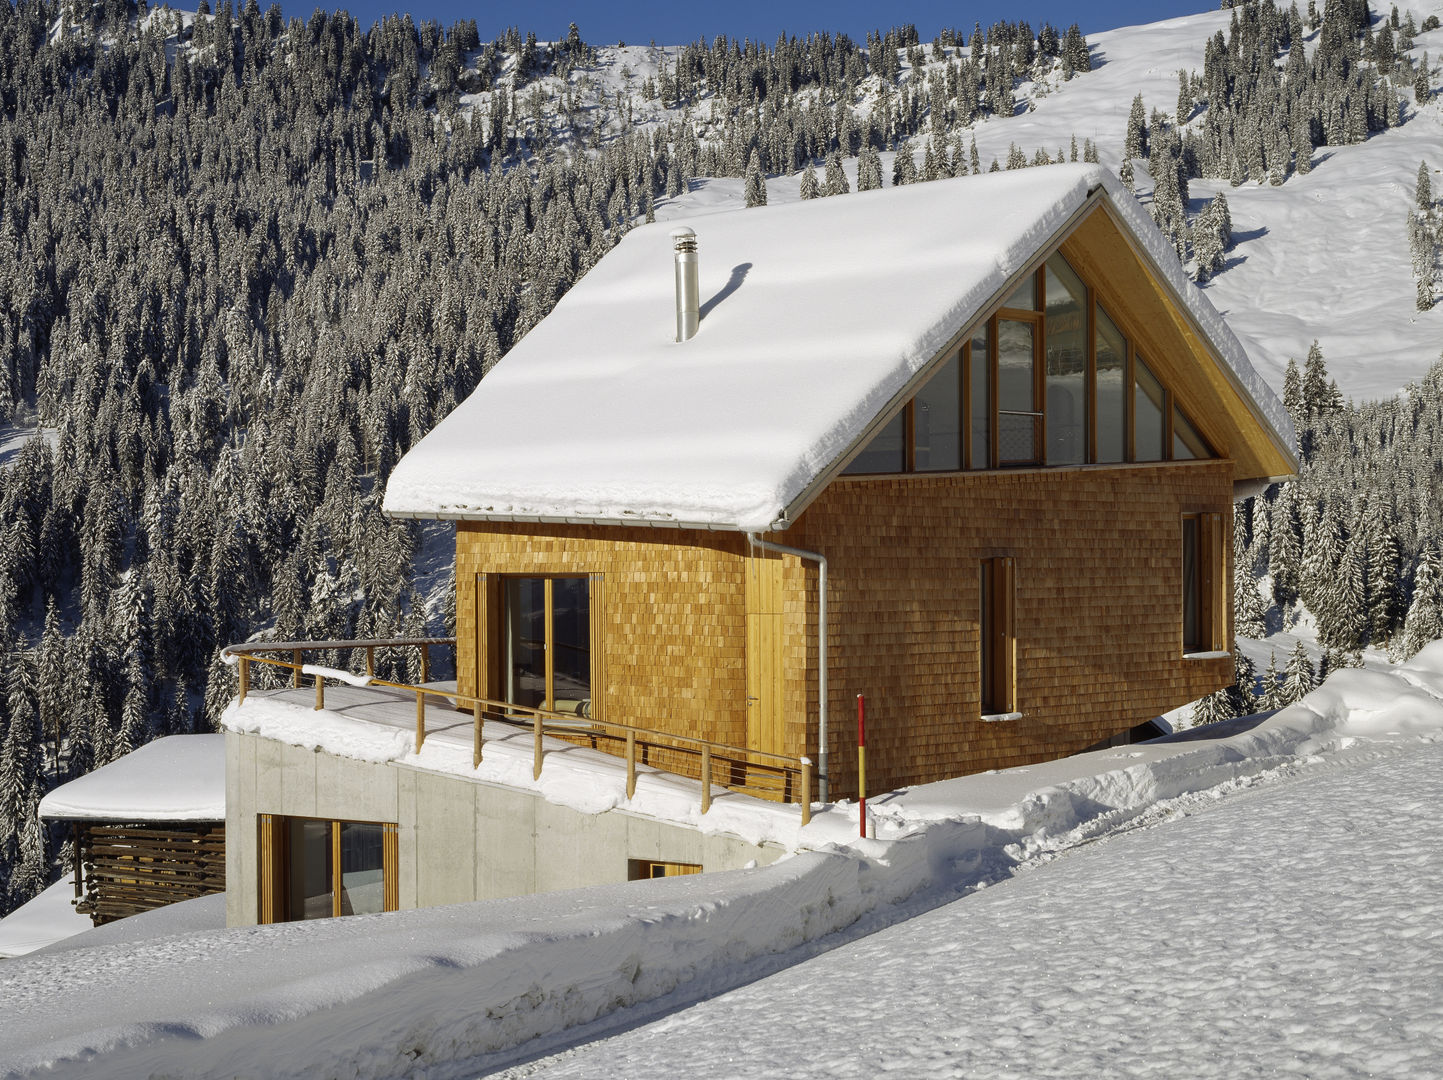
[383,507,753,532]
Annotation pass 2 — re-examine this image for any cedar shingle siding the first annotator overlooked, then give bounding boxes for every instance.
[456,458,1232,800]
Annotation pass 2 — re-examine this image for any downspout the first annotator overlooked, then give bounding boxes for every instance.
[746,533,829,803]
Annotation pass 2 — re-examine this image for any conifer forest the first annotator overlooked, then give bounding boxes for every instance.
[0,0,1440,914]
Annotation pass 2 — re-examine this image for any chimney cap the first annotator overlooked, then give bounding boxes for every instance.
[669,226,696,239]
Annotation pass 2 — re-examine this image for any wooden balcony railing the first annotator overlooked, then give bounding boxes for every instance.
[221,638,812,825]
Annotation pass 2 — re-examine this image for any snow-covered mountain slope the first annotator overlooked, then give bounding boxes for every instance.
[526,4,1443,402]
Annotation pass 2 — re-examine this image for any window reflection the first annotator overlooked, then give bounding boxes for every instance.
[1044,256,1087,466]
[915,355,960,471]
[1135,358,1166,462]
[969,328,990,469]
[836,254,1216,476]
[1095,306,1127,464]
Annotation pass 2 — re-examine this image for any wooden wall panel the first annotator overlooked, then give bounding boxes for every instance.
[789,459,1235,798]
[454,459,1233,802]
[455,523,752,752]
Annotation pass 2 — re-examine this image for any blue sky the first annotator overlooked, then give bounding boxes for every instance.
[302,1,1212,46]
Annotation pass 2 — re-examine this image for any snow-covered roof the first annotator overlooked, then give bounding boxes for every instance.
[37,735,226,822]
[384,164,1294,531]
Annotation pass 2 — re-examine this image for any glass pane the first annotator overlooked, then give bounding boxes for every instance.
[1173,407,1212,460]
[998,321,1035,413]
[968,329,990,469]
[915,355,961,471]
[288,818,333,921]
[338,822,385,916]
[998,320,1038,464]
[550,577,591,715]
[1044,255,1087,466]
[1182,518,1200,650]
[1134,357,1166,462]
[842,411,905,474]
[1002,273,1035,311]
[505,577,547,709]
[1094,305,1127,464]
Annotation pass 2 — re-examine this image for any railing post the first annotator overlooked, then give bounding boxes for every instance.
[472,699,484,768]
[626,730,637,800]
[420,643,430,684]
[415,689,426,753]
[292,650,301,688]
[314,673,324,711]
[366,646,375,678]
[238,656,248,704]
[533,711,544,780]
[700,745,712,816]
[800,757,813,827]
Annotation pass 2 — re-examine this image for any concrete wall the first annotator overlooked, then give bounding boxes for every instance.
[226,732,782,927]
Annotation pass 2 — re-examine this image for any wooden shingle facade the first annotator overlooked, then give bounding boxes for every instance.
[390,166,1297,804]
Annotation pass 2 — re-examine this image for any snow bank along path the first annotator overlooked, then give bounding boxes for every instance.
[511,716,1443,1079]
[4,645,1443,1079]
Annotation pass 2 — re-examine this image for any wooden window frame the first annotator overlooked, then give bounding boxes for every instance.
[482,573,603,718]
[258,814,398,924]
[628,859,702,880]
[845,255,1221,477]
[1181,513,1227,655]
[980,556,1017,717]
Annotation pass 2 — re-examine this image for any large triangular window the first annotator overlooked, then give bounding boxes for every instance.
[843,252,1216,474]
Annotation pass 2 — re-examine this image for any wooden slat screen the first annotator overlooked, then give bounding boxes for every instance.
[76,822,226,926]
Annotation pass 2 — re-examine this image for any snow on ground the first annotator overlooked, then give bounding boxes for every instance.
[501,732,1443,1079]
[0,881,92,959]
[0,422,57,470]
[4,645,1443,1078]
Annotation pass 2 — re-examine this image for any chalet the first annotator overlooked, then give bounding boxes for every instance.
[223,163,1295,924]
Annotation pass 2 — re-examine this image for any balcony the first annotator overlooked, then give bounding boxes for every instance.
[221,638,813,825]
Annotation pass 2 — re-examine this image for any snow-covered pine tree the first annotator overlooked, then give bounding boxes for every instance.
[799,161,820,199]
[1281,641,1316,704]
[1124,92,1148,158]
[856,145,883,191]
[744,149,767,207]
[1260,650,1288,711]
[1192,684,1233,725]
[1228,651,1259,716]
[823,151,849,196]
[1268,486,1303,610]
[1401,542,1443,658]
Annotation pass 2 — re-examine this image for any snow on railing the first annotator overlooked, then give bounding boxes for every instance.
[220,639,813,824]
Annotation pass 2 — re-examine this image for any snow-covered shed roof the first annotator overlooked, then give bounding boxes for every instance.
[38,735,226,822]
[384,164,1296,532]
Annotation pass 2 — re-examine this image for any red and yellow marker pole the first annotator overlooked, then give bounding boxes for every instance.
[857,693,867,838]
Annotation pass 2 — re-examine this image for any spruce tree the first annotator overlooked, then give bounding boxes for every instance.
[799,161,820,200]
[744,149,767,207]
[1192,685,1233,726]
[1402,543,1443,658]
[823,151,850,196]
[1124,92,1148,158]
[1260,651,1288,710]
[1281,641,1316,704]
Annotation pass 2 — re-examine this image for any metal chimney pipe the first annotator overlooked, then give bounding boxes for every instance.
[671,226,699,342]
